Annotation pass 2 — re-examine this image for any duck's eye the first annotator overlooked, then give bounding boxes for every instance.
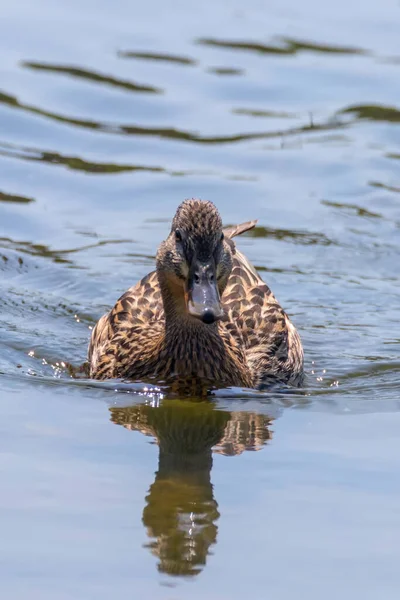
[220,232,224,242]
[175,229,182,242]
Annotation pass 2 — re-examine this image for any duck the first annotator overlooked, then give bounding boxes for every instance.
[88,199,304,393]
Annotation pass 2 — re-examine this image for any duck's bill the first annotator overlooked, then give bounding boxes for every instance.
[185,262,223,324]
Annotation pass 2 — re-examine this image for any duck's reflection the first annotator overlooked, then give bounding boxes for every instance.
[110,400,272,577]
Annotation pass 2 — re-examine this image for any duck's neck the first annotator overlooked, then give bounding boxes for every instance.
[156,271,251,388]
[158,271,219,343]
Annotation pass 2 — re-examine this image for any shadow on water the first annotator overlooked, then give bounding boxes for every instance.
[110,400,272,577]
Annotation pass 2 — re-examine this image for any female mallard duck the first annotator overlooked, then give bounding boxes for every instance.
[89,199,304,393]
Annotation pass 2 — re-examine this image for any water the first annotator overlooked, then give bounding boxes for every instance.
[1,0,399,597]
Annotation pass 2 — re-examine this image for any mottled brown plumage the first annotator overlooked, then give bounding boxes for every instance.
[88,199,304,393]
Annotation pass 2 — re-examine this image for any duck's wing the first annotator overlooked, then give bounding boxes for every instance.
[222,246,304,388]
[88,270,164,379]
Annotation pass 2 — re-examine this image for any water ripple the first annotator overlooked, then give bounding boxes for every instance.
[21,61,163,94]
[117,50,197,66]
[245,225,335,245]
[0,190,34,203]
[339,104,400,123]
[0,90,348,144]
[197,36,368,57]
[0,141,164,175]
[0,237,133,265]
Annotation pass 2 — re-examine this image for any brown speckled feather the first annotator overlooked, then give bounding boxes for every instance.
[89,209,303,392]
[221,249,304,387]
[89,270,164,381]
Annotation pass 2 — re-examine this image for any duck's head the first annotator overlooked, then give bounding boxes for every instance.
[156,199,233,325]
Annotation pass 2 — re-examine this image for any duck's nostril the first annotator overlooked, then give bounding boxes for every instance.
[201,308,215,324]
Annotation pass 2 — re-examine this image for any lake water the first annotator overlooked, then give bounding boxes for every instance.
[1,0,400,598]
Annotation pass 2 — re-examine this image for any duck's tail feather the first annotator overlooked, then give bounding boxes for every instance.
[223,219,258,240]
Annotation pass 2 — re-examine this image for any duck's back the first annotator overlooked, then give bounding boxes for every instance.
[88,270,165,379]
[221,249,304,387]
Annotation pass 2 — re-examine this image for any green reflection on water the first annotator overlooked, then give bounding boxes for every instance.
[0,141,164,175]
[239,224,334,245]
[0,190,34,203]
[117,50,197,66]
[340,104,400,122]
[21,61,162,94]
[197,36,367,56]
[0,90,345,145]
[110,400,272,577]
